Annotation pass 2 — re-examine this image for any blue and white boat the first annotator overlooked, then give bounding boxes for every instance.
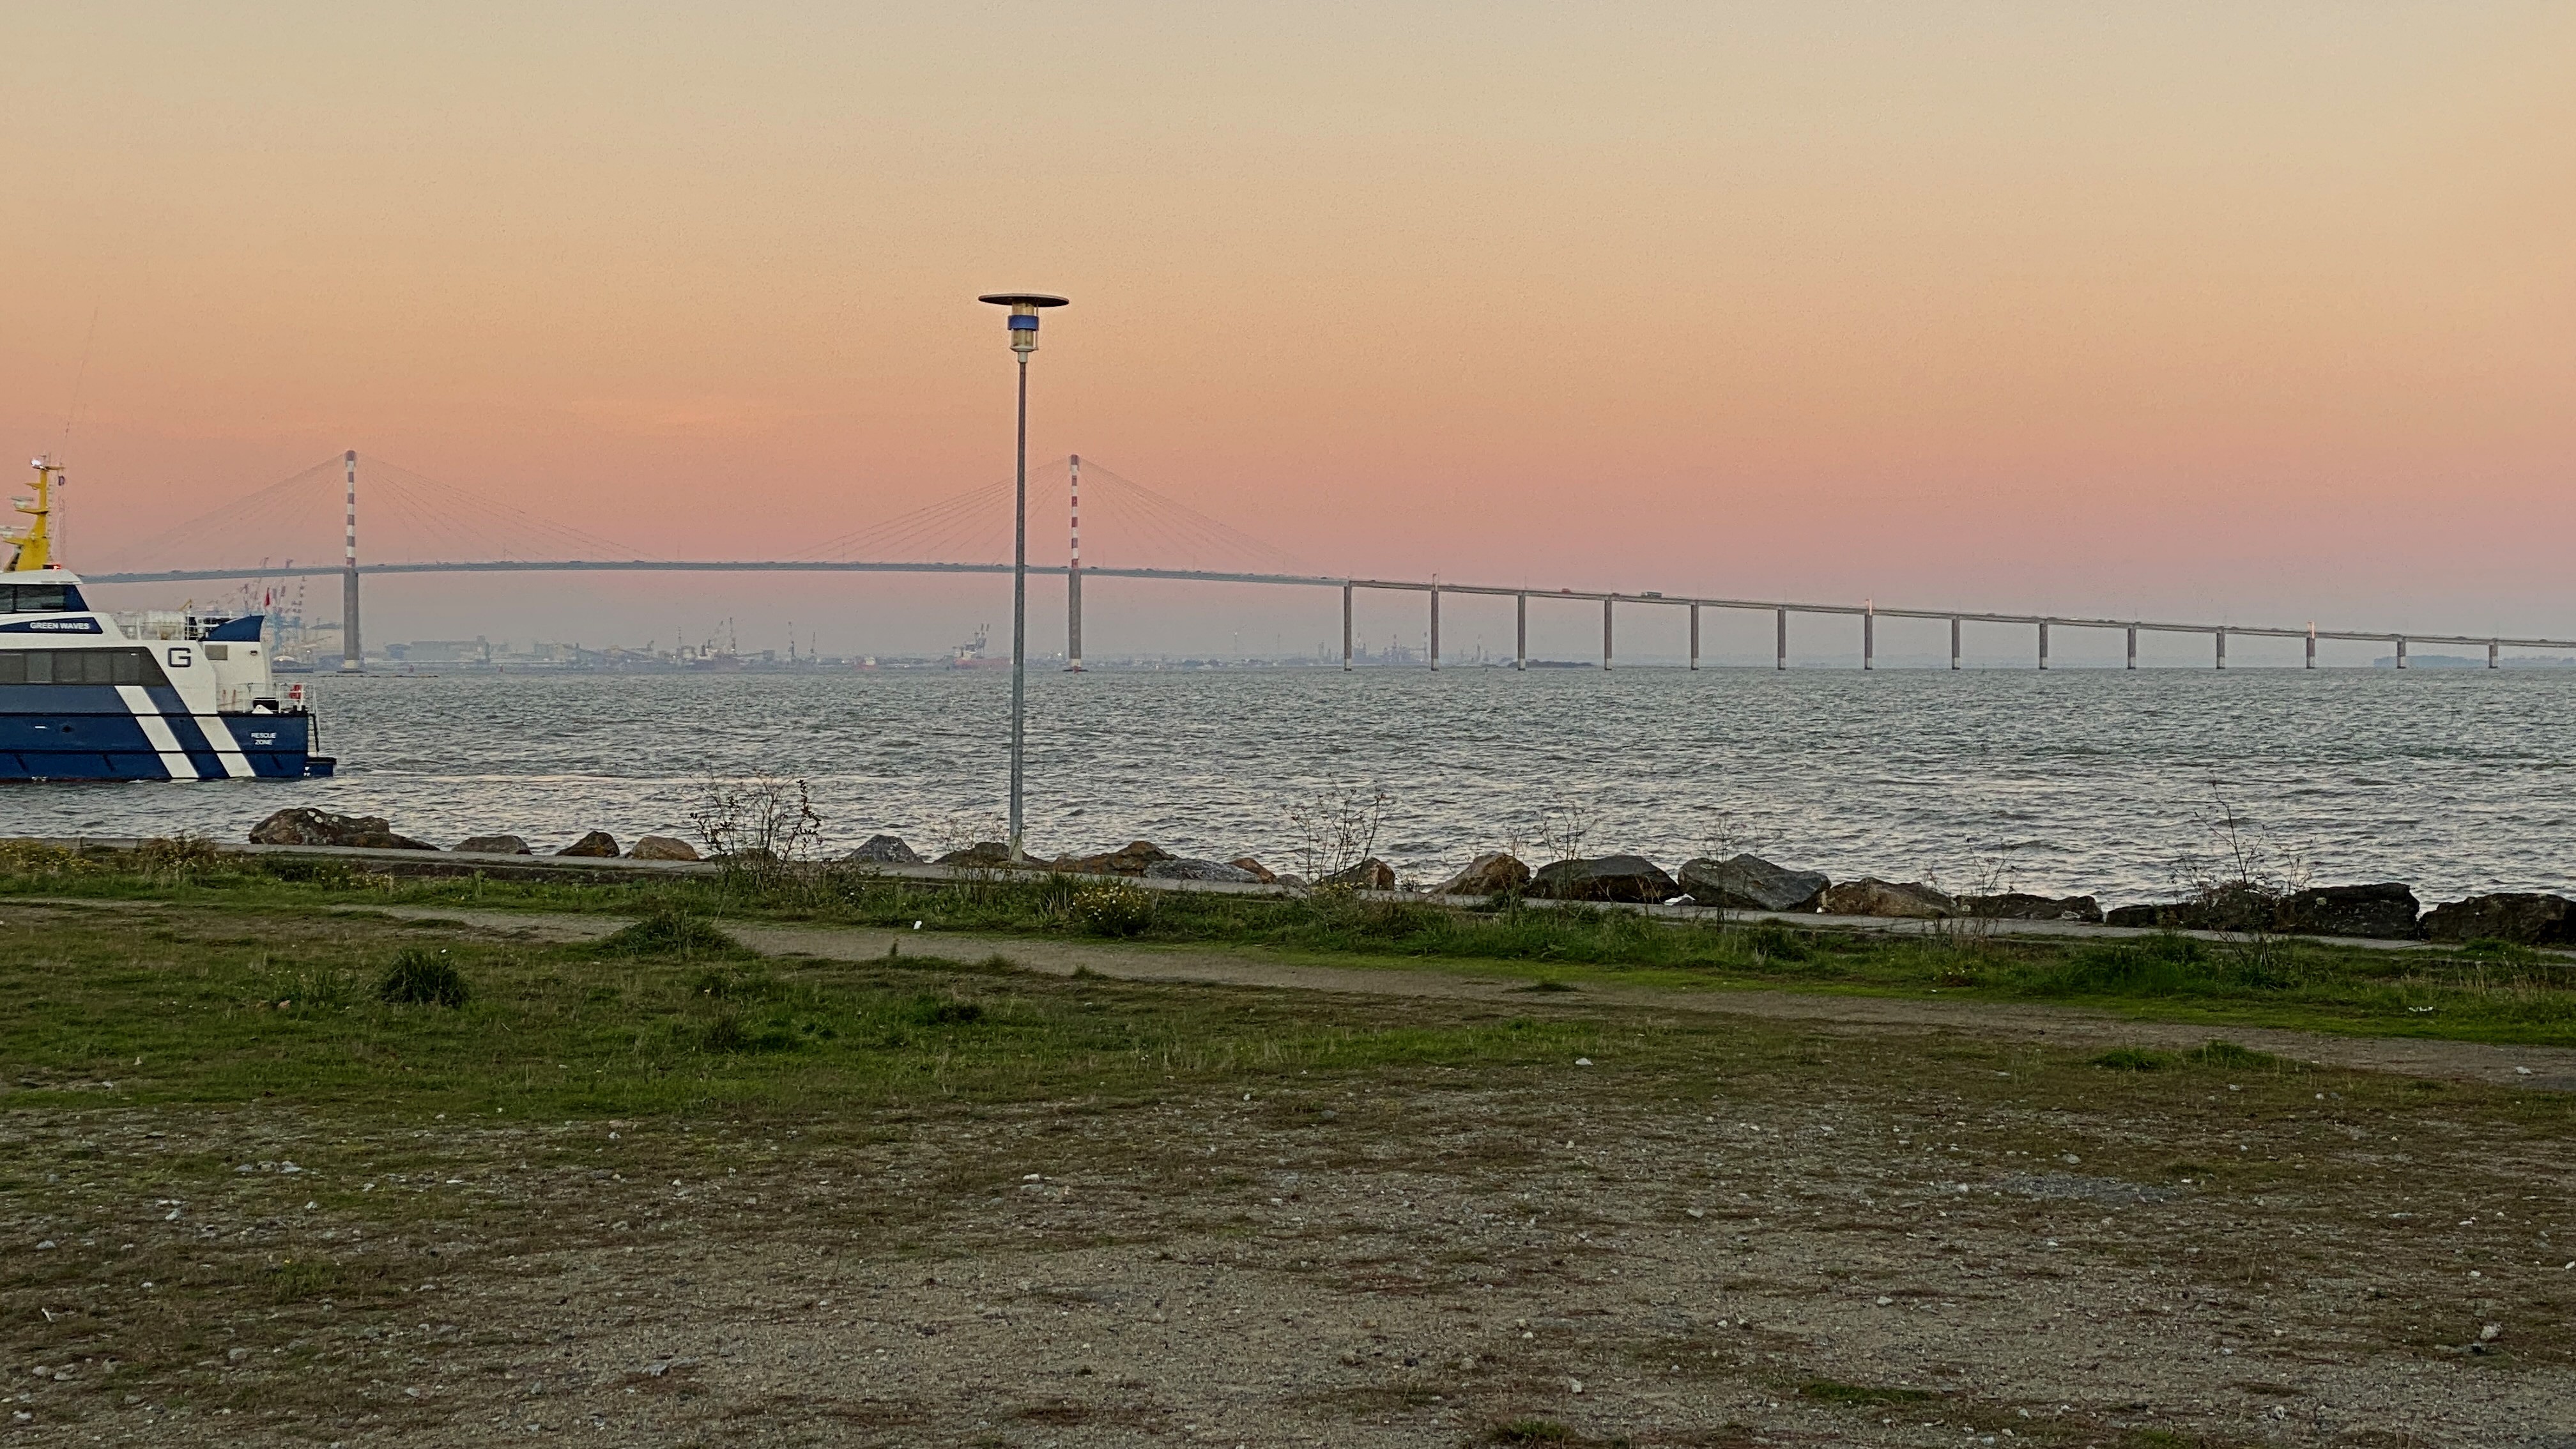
[2,457,334,781]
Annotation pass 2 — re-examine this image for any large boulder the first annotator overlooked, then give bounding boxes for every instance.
[1963,891,2103,924]
[1528,855,1679,904]
[556,831,621,858]
[1434,852,1532,898]
[1057,840,1174,876]
[2421,892,2576,946]
[1227,857,1278,884]
[935,841,1015,867]
[1144,858,1261,884]
[452,834,531,855]
[627,835,701,862]
[248,808,436,851]
[2272,883,2419,939]
[1322,857,1398,891]
[1819,878,1956,919]
[2105,884,2279,933]
[1677,855,1828,913]
[847,834,923,864]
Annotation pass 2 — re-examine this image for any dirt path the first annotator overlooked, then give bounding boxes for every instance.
[344,902,2576,1091]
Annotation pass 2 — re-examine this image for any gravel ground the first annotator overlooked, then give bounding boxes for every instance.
[7,911,2575,1446]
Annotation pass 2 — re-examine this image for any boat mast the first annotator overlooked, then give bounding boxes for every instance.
[4,457,63,572]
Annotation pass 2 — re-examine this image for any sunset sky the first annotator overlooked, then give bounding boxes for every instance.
[4,2,2570,659]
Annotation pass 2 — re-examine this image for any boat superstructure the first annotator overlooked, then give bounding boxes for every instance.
[2,457,333,781]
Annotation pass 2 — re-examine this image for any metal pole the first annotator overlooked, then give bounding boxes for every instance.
[2038,620,2050,671]
[1429,586,1440,671]
[2126,625,2137,670]
[1342,583,1353,670]
[1862,601,1874,671]
[1066,454,1083,671]
[1601,597,1613,670]
[1950,617,1961,671]
[1515,593,1526,670]
[1009,353,1029,859]
[1775,607,1788,670]
[341,449,361,672]
[1689,603,1699,671]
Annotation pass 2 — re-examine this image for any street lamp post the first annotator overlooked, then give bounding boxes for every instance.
[977,291,1070,862]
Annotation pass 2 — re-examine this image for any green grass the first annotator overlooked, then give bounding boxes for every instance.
[8,840,2576,1045]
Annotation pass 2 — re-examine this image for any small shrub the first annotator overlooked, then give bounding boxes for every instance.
[1069,881,1154,937]
[698,1013,795,1054]
[2184,1039,2280,1070]
[0,840,98,878]
[1512,979,1579,993]
[593,907,744,958]
[907,995,986,1027]
[1745,923,1811,963]
[1797,1379,1937,1405]
[376,948,470,1008]
[2091,1047,2173,1071]
[136,834,223,877]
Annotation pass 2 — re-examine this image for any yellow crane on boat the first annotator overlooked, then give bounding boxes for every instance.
[4,456,63,572]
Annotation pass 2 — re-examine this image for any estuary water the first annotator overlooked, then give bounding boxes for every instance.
[4,666,2570,907]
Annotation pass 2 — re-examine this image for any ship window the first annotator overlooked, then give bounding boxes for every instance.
[1,584,73,613]
[204,644,230,661]
[0,648,168,687]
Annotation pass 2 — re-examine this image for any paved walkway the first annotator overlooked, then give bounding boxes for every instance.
[339,901,2576,1092]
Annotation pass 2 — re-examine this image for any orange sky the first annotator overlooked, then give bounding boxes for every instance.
[4,3,2571,653]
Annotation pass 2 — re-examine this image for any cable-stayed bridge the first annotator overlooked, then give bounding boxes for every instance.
[78,452,2576,670]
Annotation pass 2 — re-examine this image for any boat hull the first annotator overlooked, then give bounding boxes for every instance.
[0,686,327,781]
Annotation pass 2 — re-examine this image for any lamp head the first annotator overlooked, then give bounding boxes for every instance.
[979,291,1069,355]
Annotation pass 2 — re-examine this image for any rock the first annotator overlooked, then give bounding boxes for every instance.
[450,834,531,855]
[935,841,1015,867]
[1227,856,1278,884]
[1144,859,1261,883]
[2107,884,2280,933]
[1962,891,2103,923]
[2421,892,2576,946]
[627,835,700,861]
[247,807,437,851]
[1676,854,1828,913]
[1275,873,1310,889]
[556,831,621,858]
[2271,883,2419,939]
[1818,878,1957,918]
[1321,857,1398,891]
[846,834,923,864]
[1056,840,1174,876]
[1528,855,1680,904]
[1434,852,1532,897]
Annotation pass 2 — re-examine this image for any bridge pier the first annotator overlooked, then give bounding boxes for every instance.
[341,450,361,671]
[1689,604,1699,671]
[1862,602,1874,671]
[2039,620,2050,671]
[2216,629,2227,670]
[1775,607,1787,670]
[1950,617,1960,670]
[1342,584,1353,671]
[1515,594,1526,670]
[2126,625,2137,670]
[1602,597,1613,670]
[2490,640,2500,669]
[2305,625,2315,670]
[2396,637,2409,669]
[1429,586,1440,671]
[1065,454,1083,671]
